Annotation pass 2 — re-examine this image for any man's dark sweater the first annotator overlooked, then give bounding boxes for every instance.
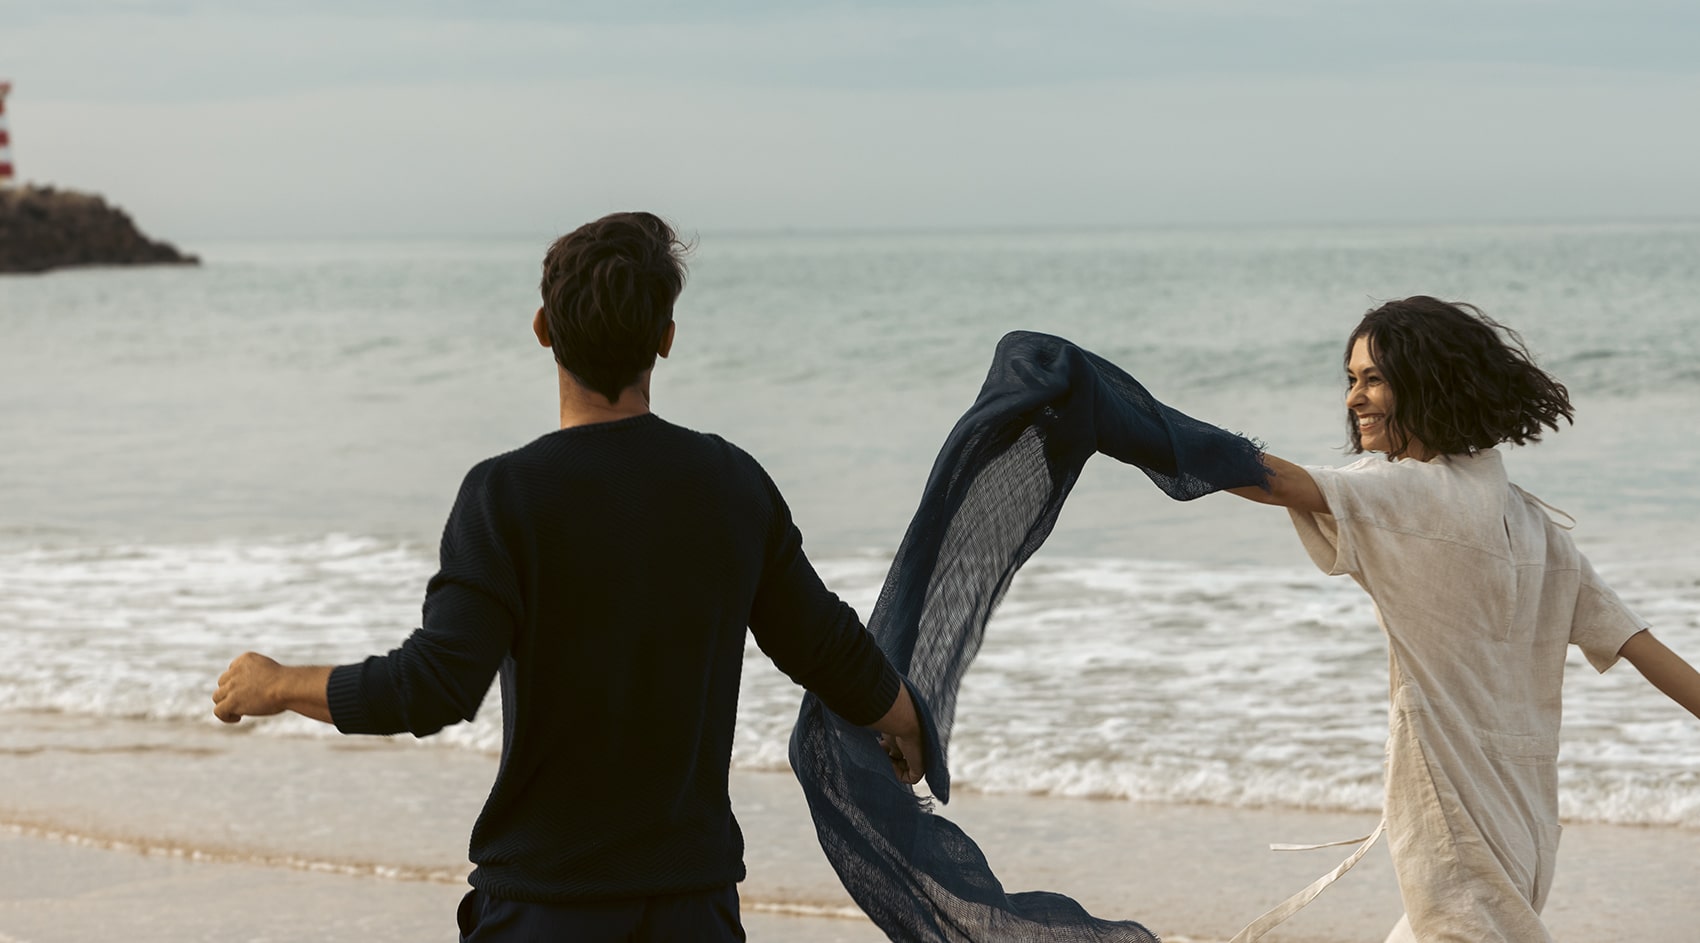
[325,414,901,903]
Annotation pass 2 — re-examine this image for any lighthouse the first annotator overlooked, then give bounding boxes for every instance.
[0,81,14,185]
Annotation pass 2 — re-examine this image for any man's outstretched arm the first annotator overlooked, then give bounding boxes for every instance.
[213,653,333,725]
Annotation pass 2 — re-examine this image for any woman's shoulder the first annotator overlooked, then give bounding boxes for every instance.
[1312,452,1444,492]
[1324,447,1505,481]
[1313,448,1510,530]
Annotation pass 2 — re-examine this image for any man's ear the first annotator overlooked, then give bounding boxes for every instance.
[532,307,551,348]
[657,321,676,359]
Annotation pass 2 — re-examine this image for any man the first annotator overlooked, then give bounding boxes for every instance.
[213,211,925,941]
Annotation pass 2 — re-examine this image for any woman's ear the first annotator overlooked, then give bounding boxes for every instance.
[532,307,551,348]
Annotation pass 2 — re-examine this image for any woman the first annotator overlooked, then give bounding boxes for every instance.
[1229,296,1700,942]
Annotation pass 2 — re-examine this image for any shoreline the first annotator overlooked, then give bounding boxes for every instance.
[3,711,1696,941]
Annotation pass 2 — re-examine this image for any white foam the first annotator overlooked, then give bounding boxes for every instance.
[740,554,1700,826]
[6,540,1699,826]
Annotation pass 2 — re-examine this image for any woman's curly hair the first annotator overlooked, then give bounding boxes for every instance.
[1346,296,1574,458]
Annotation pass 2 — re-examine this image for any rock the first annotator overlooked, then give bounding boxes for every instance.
[0,185,199,274]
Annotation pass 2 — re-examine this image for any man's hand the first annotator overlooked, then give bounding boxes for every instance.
[213,654,334,725]
[879,730,925,785]
[871,684,927,785]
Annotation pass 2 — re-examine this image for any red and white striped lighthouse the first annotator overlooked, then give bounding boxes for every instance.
[0,81,15,185]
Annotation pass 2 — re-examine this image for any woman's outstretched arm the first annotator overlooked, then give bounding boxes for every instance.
[1619,630,1700,721]
[1228,453,1329,515]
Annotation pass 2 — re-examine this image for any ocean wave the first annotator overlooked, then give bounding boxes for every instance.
[4,537,1698,826]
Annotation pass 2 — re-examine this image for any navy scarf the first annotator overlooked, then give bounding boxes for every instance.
[790,331,1269,942]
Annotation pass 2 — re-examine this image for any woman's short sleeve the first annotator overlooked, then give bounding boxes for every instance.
[1286,457,1389,578]
[1570,554,1650,673]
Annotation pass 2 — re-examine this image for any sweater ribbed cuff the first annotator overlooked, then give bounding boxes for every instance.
[326,661,377,734]
[847,662,904,728]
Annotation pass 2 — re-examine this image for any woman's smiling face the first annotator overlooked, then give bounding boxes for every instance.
[1345,337,1392,452]
[1344,335,1435,459]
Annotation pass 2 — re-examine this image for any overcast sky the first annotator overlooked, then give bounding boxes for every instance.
[3,1,1698,238]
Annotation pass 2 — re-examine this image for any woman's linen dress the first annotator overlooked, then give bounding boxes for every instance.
[1288,449,1646,942]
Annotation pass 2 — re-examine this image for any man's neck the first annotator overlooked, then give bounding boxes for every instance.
[557,369,654,429]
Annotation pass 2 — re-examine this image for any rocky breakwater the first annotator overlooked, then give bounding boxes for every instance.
[0,185,198,273]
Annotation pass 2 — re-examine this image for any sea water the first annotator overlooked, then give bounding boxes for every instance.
[2,223,1698,828]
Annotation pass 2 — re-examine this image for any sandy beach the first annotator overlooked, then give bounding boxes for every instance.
[1,710,1695,942]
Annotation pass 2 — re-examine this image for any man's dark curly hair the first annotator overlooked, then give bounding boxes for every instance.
[540,212,689,403]
[1346,296,1574,458]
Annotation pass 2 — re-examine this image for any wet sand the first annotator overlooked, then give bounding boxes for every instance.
[1,710,1695,941]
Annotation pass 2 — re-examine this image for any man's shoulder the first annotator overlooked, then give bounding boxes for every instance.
[647,416,775,475]
[469,416,772,483]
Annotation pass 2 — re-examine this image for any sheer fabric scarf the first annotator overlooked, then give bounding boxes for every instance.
[790,331,1270,942]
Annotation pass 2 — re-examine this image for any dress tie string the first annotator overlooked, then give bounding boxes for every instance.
[1227,815,1388,943]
